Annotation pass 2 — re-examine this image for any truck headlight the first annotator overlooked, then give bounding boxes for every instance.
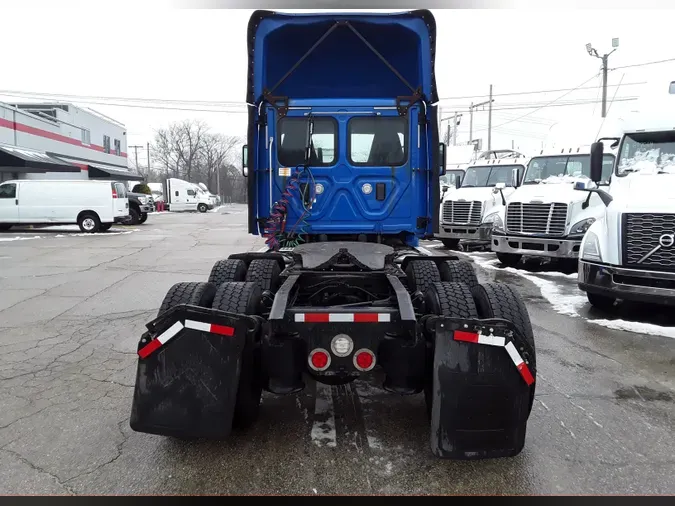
[139,196,148,204]
[490,213,505,233]
[581,231,602,262]
[570,217,595,235]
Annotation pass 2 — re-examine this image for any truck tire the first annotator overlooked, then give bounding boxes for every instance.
[78,212,101,233]
[212,282,263,429]
[587,292,617,311]
[198,203,208,213]
[0,224,12,231]
[124,207,140,225]
[471,282,536,412]
[245,258,282,292]
[157,281,217,317]
[496,252,522,267]
[439,260,478,289]
[208,259,248,287]
[406,259,442,296]
[441,238,460,250]
[139,213,148,224]
[423,282,478,414]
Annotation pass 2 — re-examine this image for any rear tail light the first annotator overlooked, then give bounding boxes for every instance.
[308,348,331,371]
[353,349,376,372]
[112,188,118,198]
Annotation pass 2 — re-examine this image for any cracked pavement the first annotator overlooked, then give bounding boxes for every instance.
[0,205,673,494]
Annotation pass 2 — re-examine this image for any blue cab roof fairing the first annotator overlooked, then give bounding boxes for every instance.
[246,9,438,104]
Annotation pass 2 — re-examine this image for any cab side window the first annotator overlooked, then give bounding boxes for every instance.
[0,183,16,199]
[187,189,196,197]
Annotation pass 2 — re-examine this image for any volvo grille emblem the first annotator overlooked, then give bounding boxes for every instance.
[659,233,675,248]
[638,232,675,263]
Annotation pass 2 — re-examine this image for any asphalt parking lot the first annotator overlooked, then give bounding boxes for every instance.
[0,207,673,494]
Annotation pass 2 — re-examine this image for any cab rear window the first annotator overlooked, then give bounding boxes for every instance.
[277,117,337,167]
[348,117,407,166]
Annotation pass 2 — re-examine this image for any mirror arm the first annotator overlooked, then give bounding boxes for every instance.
[579,188,613,207]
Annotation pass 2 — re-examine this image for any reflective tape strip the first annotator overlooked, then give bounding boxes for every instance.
[138,321,184,359]
[454,330,505,347]
[184,319,235,336]
[505,341,535,386]
[294,313,392,323]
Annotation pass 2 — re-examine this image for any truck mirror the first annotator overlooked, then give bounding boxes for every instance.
[242,145,249,177]
[512,167,520,187]
[589,142,604,183]
[455,174,462,189]
[439,143,447,176]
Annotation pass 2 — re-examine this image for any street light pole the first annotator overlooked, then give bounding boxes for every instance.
[586,39,619,118]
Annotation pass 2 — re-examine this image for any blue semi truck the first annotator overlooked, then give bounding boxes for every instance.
[129,9,537,460]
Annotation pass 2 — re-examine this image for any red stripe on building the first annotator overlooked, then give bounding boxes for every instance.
[0,116,127,158]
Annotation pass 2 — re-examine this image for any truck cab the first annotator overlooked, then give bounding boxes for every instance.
[241,10,445,249]
[578,109,675,309]
[490,145,616,267]
[166,178,213,213]
[436,152,527,250]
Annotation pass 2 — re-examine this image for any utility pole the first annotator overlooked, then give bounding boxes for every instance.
[452,112,462,146]
[468,98,493,144]
[586,38,619,118]
[487,84,493,150]
[146,142,151,174]
[129,145,143,171]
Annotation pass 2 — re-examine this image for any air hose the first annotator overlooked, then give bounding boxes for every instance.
[263,165,314,251]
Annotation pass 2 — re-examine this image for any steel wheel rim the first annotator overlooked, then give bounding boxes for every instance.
[83,218,95,231]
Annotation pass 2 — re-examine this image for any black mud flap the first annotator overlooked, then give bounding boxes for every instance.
[129,304,260,439]
[427,317,536,460]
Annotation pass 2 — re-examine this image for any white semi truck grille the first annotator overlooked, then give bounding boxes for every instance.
[442,201,482,225]
[506,202,568,236]
[623,213,675,271]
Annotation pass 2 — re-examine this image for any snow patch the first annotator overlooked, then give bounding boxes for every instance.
[0,236,41,242]
[589,318,675,339]
[469,255,587,317]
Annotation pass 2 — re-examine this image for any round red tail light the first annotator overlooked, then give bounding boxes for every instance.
[308,348,331,371]
[353,349,375,371]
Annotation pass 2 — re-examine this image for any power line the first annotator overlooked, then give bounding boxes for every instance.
[437,81,645,102]
[473,73,602,132]
[612,57,675,70]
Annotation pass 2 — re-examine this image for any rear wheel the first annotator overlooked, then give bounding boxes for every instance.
[158,281,217,317]
[423,282,478,415]
[245,259,282,292]
[441,238,460,250]
[124,207,140,225]
[496,252,522,267]
[208,259,247,287]
[78,212,101,233]
[471,282,536,412]
[438,260,478,289]
[212,282,264,429]
[587,292,617,311]
[406,260,442,296]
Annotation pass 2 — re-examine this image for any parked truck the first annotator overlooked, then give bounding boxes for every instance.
[578,106,675,309]
[165,177,214,212]
[129,9,537,460]
[489,145,616,268]
[436,151,528,250]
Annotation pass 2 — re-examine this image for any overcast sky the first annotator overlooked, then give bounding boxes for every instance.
[1,7,674,166]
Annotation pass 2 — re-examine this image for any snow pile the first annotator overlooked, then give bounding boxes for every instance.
[0,236,42,242]
[469,255,586,317]
[588,318,675,339]
[540,174,594,186]
[618,150,675,175]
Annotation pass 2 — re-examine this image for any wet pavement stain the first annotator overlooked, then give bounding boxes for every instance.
[614,386,673,402]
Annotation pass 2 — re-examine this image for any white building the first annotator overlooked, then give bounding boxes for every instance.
[0,101,143,183]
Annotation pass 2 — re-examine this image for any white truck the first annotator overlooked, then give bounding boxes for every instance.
[489,145,616,267]
[166,178,214,213]
[577,109,675,309]
[437,153,527,250]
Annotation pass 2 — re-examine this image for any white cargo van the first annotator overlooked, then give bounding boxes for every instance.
[166,178,213,213]
[0,179,130,233]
